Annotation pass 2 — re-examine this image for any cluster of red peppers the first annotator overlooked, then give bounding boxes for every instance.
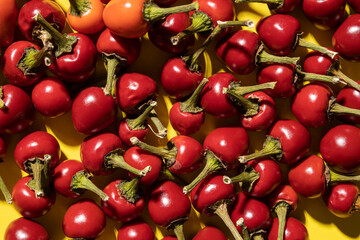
[1,0,360,239]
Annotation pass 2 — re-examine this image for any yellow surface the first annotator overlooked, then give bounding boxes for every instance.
[1,0,360,239]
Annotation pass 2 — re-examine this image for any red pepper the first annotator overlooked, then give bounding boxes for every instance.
[0,0,18,48]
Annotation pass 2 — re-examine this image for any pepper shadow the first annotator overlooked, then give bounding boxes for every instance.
[298,196,360,238]
[43,111,86,146]
[234,2,271,20]
[289,6,343,50]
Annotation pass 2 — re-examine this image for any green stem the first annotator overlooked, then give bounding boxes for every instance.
[223,165,260,192]
[183,20,254,71]
[330,68,360,92]
[118,177,144,204]
[143,0,199,24]
[148,109,168,138]
[68,0,91,17]
[103,54,127,96]
[238,136,283,164]
[183,151,224,194]
[329,102,360,117]
[297,38,338,59]
[224,87,260,117]
[257,46,299,66]
[127,101,156,130]
[173,223,185,240]
[105,150,152,177]
[296,69,344,85]
[26,155,51,198]
[171,11,213,46]
[130,137,177,167]
[229,82,277,96]
[329,167,360,183]
[0,176,12,204]
[274,202,290,240]
[236,218,250,240]
[70,170,109,201]
[180,78,209,113]
[17,45,52,75]
[33,13,77,57]
[215,202,244,240]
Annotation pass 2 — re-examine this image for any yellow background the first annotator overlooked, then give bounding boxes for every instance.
[1,0,360,239]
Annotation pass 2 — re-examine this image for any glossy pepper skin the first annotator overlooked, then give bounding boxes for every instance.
[161,57,203,99]
[203,127,249,170]
[303,50,337,75]
[200,72,238,118]
[230,192,272,233]
[117,73,157,115]
[0,0,17,48]
[101,179,145,222]
[103,0,150,39]
[2,41,46,87]
[0,85,35,134]
[168,135,203,174]
[102,0,199,39]
[216,30,261,75]
[72,87,118,135]
[291,83,333,128]
[148,12,195,55]
[80,133,125,176]
[193,226,227,240]
[332,14,360,61]
[268,217,308,240]
[12,176,56,218]
[63,199,106,239]
[320,124,360,173]
[4,218,49,240]
[244,159,282,197]
[323,183,360,218]
[53,159,104,199]
[66,0,105,35]
[117,220,155,240]
[14,131,61,172]
[268,184,299,213]
[273,0,301,13]
[257,64,297,98]
[49,33,97,83]
[96,28,141,66]
[124,146,163,185]
[31,76,72,118]
[336,82,360,124]
[191,174,236,216]
[53,160,83,198]
[239,91,277,132]
[302,0,346,30]
[268,119,311,164]
[118,119,149,146]
[148,180,191,226]
[169,101,205,135]
[18,0,66,41]
[288,155,326,198]
[193,0,235,37]
[256,14,300,56]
